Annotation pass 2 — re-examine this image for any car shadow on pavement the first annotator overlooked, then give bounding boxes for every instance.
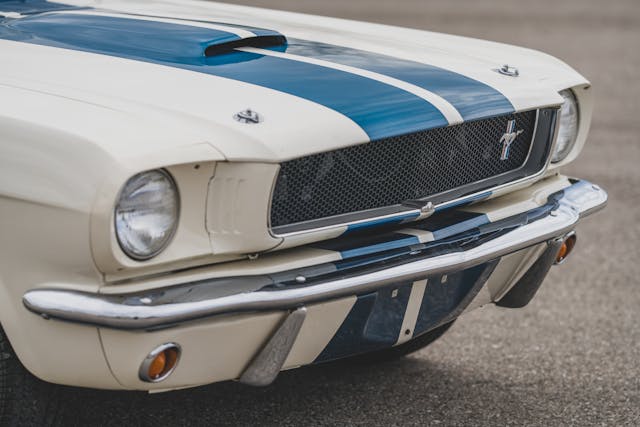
[50,353,574,426]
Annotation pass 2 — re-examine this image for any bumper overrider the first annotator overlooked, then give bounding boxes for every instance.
[23,178,606,388]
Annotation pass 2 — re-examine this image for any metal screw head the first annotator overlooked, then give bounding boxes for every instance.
[234,109,263,124]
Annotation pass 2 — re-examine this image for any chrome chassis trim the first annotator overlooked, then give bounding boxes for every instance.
[23,180,606,331]
[271,107,559,238]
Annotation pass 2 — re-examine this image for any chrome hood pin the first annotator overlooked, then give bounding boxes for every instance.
[234,108,263,124]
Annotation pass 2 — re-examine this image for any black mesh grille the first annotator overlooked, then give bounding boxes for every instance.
[271,111,538,229]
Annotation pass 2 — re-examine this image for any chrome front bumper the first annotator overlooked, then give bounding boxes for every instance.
[23,179,607,331]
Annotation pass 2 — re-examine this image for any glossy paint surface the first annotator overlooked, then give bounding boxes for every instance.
[0,0,597,392]
[0,0,587,165]
[0,12,277,60]
[286,40,514,120]
[0,0,78,14]
[0,10,450,140]
[201,51,449,140]
[315,263,490,363]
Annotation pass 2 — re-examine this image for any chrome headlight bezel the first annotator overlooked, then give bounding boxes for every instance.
[551,89,580,163]
[114,169,180,261]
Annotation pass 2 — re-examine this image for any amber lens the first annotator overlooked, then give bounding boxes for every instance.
[556,234,577,264]
[146,347,180,381]
[556,242,569,263]
[148,351,167,380]
[165,348,179,372]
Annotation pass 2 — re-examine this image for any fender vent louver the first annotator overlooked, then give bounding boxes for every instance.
[204,35,287,56]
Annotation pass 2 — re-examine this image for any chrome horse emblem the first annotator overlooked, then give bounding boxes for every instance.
[499,120,524,160]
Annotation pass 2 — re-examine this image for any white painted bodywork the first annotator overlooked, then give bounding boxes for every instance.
[0,0,596,390]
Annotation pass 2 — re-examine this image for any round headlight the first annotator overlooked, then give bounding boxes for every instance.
[115,170,179,260]
[551,89,580,163]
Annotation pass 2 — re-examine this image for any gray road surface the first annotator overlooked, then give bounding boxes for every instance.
[53,0,640,425]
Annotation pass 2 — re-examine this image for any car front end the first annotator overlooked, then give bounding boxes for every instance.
[0,0,606,393]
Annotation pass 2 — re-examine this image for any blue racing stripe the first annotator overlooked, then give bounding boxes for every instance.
[3,13,244,61]
[340,235,420,259]
[413,263,490,336]
[285,40,515,121]
[0,11,449,140]
[0,0,80,15]
[315,229,421,260]
[200,53,448,140]
[314,284,413,363]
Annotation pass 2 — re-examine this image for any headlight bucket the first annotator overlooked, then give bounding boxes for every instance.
[115,169,180,261]
[551,89,580,163]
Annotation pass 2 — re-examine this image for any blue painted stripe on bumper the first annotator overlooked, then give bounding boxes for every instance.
[314,262,494,364]
[314,283,413,363]
[285,40,515,120]
[413,263,488,336]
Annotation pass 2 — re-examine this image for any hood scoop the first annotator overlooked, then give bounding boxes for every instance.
[2,11,286,62]
[204,35,286,56]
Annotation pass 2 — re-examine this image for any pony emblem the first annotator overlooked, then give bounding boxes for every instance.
[499,120,524,160]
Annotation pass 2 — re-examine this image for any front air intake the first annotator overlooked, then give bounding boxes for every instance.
[270,109,558,234]
[204,35,287,56]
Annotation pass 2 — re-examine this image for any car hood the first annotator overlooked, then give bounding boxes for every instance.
[0,0,588,162]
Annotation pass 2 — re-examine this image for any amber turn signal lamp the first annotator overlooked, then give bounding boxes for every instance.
[139,343,181,383]
[555,233,577,265]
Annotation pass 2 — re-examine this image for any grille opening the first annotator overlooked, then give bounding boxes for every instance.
[204,35,287,56]
[270,110,552,232]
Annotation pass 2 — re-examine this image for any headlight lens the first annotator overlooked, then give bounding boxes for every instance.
[552,89,580,163]
[115,170,179,260]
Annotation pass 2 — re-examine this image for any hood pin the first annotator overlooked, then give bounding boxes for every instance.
[234,109,263,124]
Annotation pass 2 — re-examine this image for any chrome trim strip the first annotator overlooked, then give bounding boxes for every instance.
[23,180,606,331]
[271,108,558,237]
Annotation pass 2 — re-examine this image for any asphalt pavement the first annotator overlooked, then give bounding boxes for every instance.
[52,0,640,425]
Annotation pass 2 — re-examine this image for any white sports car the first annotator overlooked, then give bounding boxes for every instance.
[0,0,606,423]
